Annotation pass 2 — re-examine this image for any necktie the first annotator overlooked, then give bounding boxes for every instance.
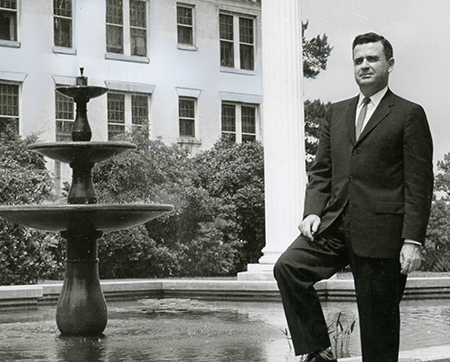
[356,97,371,140]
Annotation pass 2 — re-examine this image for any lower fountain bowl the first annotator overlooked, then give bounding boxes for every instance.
[0,204,173,232]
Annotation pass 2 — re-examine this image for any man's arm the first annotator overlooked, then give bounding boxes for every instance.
[401,104,433,243]
[400,104,433,273]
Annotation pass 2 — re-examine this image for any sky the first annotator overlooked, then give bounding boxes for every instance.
[301,0,449,165]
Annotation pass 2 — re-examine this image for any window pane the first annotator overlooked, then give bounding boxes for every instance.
[131,94,148,125]
[177,26,193,45]
[242,134,256,142]
[54,17,72,47]
[239,18,253,44]
[179,99,194,118]
[0,1,17,9]
[179,119,194,137]
[55,92,74,120]
[56,120,73,141]
[130,28,146,56]
[106,0,123,25]
[240,44,254,70]
[130,0,146,28]
[177,6,192,26]
[220,41,234,67]
[108,93,125,123]
[219,14,233,41]
[107,24,123,53]
[0,116,18,134]
[54,0,72,17]
[0,9,17,41]
[108,124,126,140]
[221,104,235,132]
[242,106,256,133]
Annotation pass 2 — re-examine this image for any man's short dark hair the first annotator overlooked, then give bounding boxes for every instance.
[353,33,393,60]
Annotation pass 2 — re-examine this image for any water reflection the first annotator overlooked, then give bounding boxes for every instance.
[0,299,448,361]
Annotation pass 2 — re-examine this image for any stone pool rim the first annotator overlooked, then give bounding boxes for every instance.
[1,276,449,362]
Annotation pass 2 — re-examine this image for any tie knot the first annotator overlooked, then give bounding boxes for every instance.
[362,97,371,106]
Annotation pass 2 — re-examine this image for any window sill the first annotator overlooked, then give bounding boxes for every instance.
[0,40,21,48]
[53,46,77,55]
[177,137,202,145]
[177,44,198,52]
[219,67,256,76]
[105,53,150,64]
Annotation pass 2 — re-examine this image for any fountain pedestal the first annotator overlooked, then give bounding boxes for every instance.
[0,70,173,336]
[56,228,106,336]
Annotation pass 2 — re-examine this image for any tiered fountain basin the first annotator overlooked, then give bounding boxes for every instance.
[0,141,173,336]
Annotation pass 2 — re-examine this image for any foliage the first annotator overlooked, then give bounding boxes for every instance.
[93,130,264,278]
[304,99,331,170]
[0,126,64,285]
[423,155,450,272]
[302,21,333,79]
[193,137,265,270]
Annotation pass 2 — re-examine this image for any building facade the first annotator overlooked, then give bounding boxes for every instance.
[0,0,262,183]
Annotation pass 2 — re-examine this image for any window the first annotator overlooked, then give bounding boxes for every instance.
[106,0,147,57]
[0,0,17,42]
[107,92,149,140]
[53,0,72,48]
[55,91,74,141]
[177,4,194,46]
[0,82,19,133]
[219,13,254,70]
[221,103,257,142]
[178,97,195,138]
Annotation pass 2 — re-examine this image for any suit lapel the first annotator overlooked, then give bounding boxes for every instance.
[356,90,394,143]
[346,96,359,145]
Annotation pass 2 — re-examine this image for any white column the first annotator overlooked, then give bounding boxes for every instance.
[238,0,305,280]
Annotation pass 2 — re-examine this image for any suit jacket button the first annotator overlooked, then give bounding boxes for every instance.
[349,176,354,182]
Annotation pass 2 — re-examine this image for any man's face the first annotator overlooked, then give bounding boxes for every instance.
[353,41,394,94]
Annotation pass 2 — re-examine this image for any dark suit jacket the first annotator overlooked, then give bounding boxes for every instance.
[304,89,434,258]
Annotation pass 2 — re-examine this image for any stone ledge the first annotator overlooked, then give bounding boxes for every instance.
[341,344,450,362]
[0,277,449,308]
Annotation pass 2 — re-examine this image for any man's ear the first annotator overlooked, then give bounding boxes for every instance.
[388,58,395,73]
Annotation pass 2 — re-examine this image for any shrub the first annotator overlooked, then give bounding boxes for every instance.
[93,131,248,278]
[0,127,64,285]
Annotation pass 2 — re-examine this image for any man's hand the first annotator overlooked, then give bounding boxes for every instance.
[299,214,321,241]
[400,241,422,275]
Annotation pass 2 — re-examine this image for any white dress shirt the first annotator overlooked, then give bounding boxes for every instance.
[355,86,389,132]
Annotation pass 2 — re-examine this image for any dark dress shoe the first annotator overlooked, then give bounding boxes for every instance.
[304,351,337,362]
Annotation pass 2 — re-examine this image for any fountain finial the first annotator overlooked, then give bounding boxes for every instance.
[76,67,88,86]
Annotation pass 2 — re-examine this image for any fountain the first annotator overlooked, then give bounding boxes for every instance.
[0,69,173,336]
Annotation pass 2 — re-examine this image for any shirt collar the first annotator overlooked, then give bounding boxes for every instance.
[358,87,389,107]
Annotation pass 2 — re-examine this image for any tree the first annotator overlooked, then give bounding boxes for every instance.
[304,99,331,170]
[303,21,333,79]
[302,21,333,167]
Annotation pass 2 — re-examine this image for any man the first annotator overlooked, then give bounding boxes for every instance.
[274,33,433,362]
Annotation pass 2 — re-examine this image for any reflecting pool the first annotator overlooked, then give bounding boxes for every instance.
[0,299,449,361]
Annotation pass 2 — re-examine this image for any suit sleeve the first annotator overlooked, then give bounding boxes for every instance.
[402,105,434,244]
[303,106,333,218]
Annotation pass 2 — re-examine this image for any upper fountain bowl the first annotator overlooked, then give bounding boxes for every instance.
[28,141,136,164]
[56,85,107,102]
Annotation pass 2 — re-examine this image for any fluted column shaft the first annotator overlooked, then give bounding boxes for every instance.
[259,0,306,265]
